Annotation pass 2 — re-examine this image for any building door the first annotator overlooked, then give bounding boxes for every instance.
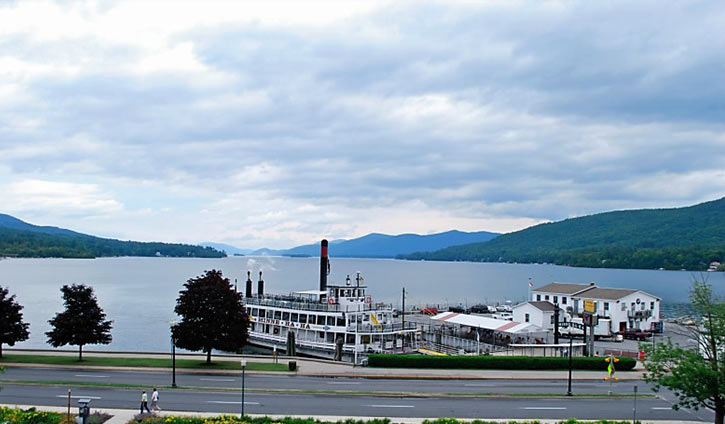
[619,322,626,333]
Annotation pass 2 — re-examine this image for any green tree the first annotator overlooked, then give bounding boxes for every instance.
[173,270,249,364]
[0,286,30,358]
[46,284,113,360]
[643,278,725,424]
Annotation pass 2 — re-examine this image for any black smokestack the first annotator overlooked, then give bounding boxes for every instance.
[245,270,253,298]
[320,239,329,292]
[257,270,264,298]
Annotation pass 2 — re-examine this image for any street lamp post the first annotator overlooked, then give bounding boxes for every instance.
[240,359,247,418]
[169,321,179,388]
[567,337,573,396]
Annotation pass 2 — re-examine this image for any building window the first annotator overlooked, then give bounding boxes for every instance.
[621,303,626,311]
[650,301,655,310]
[525,313,530,323]
[631,302,635,310]
[545,295,550,301]
[550,315,555,324]
[536,294,541,301]
[553,296,559,304]
[562,297,567,305]
[604,302,609,311]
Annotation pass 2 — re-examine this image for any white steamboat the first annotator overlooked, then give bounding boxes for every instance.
[242,240,418,363]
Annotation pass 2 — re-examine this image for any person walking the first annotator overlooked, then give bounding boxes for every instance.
[140,390,151,414]
[151,387,161,411]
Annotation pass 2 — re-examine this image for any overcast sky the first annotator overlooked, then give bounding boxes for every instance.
[1,0,724,249]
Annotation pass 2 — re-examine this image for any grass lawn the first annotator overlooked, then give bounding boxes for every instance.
[0,354,289,371]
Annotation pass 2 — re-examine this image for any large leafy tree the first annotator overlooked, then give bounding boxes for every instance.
[643,278,725,424]
[46,284,113,360]
[0,286,30,358]
[173,269,249,364]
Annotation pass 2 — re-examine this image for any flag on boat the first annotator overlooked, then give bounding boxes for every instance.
[370,313,380,326]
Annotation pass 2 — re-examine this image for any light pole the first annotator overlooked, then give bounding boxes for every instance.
[169,321,179,388]
[240,359,247,418]
[567,337,573,396]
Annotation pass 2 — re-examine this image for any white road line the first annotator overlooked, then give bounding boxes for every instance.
[522,407,566,410]
[367,405,415,408]
[74,374,110,378]
[652,407,673,410]
[56,395,102,400]
[207,401,259,405]
[200,378,236,382]
[328,382,361,385]
[463,383,496,387]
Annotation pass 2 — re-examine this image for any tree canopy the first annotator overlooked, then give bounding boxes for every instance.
[173,269,249,364]
[46,284,113,360]
[0,285,30,358]
[643,278,725,424]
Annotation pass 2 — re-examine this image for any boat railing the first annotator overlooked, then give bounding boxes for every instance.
[346,322,419,334]
[244,296,391,313]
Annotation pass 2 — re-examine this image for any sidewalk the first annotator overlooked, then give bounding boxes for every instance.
[0,404,701,424]
[2,348,645,381]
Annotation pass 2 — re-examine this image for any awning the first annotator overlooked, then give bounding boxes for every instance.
[432,312,543,334]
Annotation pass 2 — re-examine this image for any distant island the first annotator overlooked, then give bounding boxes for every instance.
[0,214,225,259]
[401,197,725,271]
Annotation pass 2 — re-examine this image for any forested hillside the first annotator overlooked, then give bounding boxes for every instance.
[403,198,725,271]
[0,216,225,258]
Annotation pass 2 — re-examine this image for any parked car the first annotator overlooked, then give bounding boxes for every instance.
[469,304,490,314]
[622,329,651,341]
[448,305,466,313]
[421,306,439,315]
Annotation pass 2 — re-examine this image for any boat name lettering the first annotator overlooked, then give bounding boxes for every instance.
[253,316,313,329]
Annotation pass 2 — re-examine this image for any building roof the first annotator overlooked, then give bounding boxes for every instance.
[522,301,558,312]
[432,312,545,334]
[575,287,640,300]
[534,282,660,301]
[533,282,593,294]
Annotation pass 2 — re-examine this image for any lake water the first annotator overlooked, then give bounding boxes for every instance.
[0,256,719,352]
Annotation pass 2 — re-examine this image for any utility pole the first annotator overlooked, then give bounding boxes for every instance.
[567,337,573,396]
[554,304,560,345]
[401,287,406,351]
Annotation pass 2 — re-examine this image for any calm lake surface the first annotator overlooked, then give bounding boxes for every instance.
[0,256,719,352]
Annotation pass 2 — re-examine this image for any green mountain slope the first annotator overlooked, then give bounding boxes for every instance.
[0,215,225,259]
[402,198,725,271]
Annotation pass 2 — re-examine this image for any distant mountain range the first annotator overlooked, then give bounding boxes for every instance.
[402,197,725,271]
[0,214,225,259]
[205,230,500,258]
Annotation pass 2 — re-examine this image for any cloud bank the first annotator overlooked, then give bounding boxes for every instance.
[1,0,724,248]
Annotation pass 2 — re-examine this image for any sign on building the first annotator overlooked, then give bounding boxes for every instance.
[584,299,595,313]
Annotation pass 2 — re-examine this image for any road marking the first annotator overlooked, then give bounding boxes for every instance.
[74,374,110,378]
[463,383,496,387]
[522,407,566,410]
[207,401,259,405]
[328,382,361,385]
[200,378,236,382]
[652,407,673,410]
[57,395,102,400]
[367,405,414,408]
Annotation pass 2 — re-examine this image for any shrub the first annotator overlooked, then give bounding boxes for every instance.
[367,354,636,371]
[0,407,65,424]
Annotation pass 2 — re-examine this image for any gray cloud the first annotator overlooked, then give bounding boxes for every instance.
[1,1,724,246]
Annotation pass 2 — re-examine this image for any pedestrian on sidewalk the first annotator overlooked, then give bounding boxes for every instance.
[140,390,151,414]
[151,387,161,411]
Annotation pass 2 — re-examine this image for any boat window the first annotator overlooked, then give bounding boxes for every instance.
[310,315,318,325]
[346,334,355,344]
[336,316,345,326]
[361,335,370,344]
[327,332,335,343]
[318,331,325,339]
[327,316,336,326]
[299,314,307,324]
[266,309,273,318]
[274,310,281,320]
[282,311,290,321]
[291,313,298,322]
[257,308,264,317]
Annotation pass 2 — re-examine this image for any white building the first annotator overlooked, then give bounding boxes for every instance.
[530,282,661,334]
[512,301,560,333]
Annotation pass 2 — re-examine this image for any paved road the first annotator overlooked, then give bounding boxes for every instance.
[0,383,712,421]
[0,366,649,395]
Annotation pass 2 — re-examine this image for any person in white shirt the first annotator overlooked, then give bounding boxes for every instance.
[140,391,151,413]
[151,388,161,411]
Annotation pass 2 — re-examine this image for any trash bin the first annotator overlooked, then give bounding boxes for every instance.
[288,360,297,371]
[76,399,92,424]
